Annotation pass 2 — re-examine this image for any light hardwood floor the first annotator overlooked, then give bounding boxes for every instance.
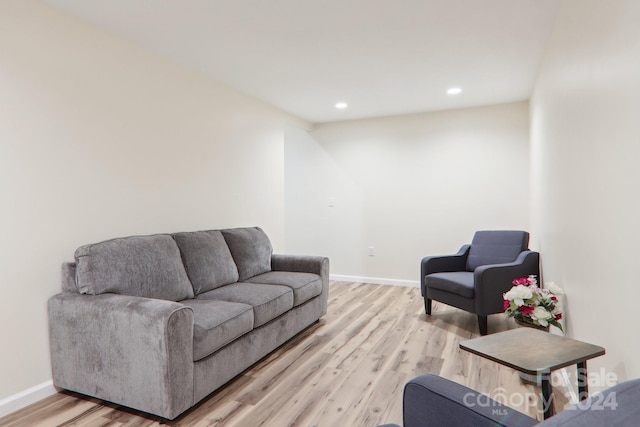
[1,281,571,426]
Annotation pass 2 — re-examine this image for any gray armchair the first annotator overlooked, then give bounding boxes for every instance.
[421,230,539,335]
[378,374,640,427]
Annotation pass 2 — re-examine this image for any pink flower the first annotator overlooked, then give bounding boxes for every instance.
[512,278,530,286]
[551,296,558,301]
[555,313,562,321]
[504,300,511,310]
[519,306,535,316]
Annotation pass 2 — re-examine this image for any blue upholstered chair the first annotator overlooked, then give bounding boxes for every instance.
[421,230,539,335]
[378,374,640,427]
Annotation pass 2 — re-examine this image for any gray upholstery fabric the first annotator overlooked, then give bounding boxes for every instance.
[466,230,529,271]
[197,282,293,327]
[244,271,322,306]
[48,292,194,420]
[61,262,77,293]
[221,227,272,281]
[423,237,539,335]
[540,379,640,426]
[172,230,239,295]
[75,234,194,301]
[193,295,325,403]
[50,229,330,420]
[425,272,474,298]
[180,299,253,361]
[379,374,640,427]
[271,254,330,316]
[400,375,536,427]
[271,254,326,275]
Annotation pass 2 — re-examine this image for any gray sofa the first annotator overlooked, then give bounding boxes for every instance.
[379,374,640,426]
[48,227,329,420]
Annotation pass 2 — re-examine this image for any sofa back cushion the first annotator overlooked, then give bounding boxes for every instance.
[221,227,272,281]
[466,230,529,271]
[75,234,194,301]
[172,230,240,295]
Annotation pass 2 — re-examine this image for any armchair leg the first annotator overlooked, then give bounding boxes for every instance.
[478,315,488,335]
[424,298,432,315]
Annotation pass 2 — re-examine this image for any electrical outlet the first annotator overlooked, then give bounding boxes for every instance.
[368,246,375,256]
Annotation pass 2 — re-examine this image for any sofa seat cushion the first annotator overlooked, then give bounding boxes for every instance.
[180,299,253,361]
[75,234,194,301]
[244,272,322,307]
[221,227,272,281]
[172,230,239,295]
[426,272,474,298]
[197,283,293,328]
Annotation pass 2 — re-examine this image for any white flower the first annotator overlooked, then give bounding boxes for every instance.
[546,282,565,295]
[532,306,552,326]
[504,285,533,306]
[538,291,552,303]
[528,275,538,286]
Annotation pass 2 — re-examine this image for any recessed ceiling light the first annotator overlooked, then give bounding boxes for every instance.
[447,87,462,95]
[335,102,348,109]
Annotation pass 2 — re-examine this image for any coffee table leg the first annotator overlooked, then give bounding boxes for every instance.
[577,361,588,401]
[541,373,554,419]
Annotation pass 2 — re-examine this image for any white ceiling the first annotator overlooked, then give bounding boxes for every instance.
[41,0,560,124]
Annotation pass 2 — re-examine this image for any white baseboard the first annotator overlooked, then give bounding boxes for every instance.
[0,380,56,419]
[330,274,420,288]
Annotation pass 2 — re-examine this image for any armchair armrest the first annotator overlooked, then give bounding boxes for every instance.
[474,251,540,315]
[48,292,194,419]
[420,245,470,295]
[401,375,537,427]
[421,245,471,275]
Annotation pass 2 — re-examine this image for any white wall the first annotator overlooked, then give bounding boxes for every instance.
[284,125,367,276]
[0,0,304,403]
[531,0,640,382]
[286,102,531,282]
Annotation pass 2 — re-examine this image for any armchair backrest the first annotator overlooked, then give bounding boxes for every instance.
[466,230,529,271]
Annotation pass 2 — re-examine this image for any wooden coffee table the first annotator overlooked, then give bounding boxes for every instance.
[459,328,605,419]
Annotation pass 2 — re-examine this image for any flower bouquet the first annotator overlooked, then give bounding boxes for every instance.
[503,275,564,331]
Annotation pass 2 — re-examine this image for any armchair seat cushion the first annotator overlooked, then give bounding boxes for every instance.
[425,272,474,298]
[180,299,254,361]
[197,283,293,328]
[244,271,322,306]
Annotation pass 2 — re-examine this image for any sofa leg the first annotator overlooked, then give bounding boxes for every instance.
[478,315,488,335]
[425,298,432,315]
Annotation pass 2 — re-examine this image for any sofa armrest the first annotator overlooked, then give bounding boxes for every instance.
[420,245,470,296]
[48,292,194,419]
[271,254,330,315]
[271,254,329,276]
[474,251,540,315]
[61,262,77,292]
[401,375,537,427]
